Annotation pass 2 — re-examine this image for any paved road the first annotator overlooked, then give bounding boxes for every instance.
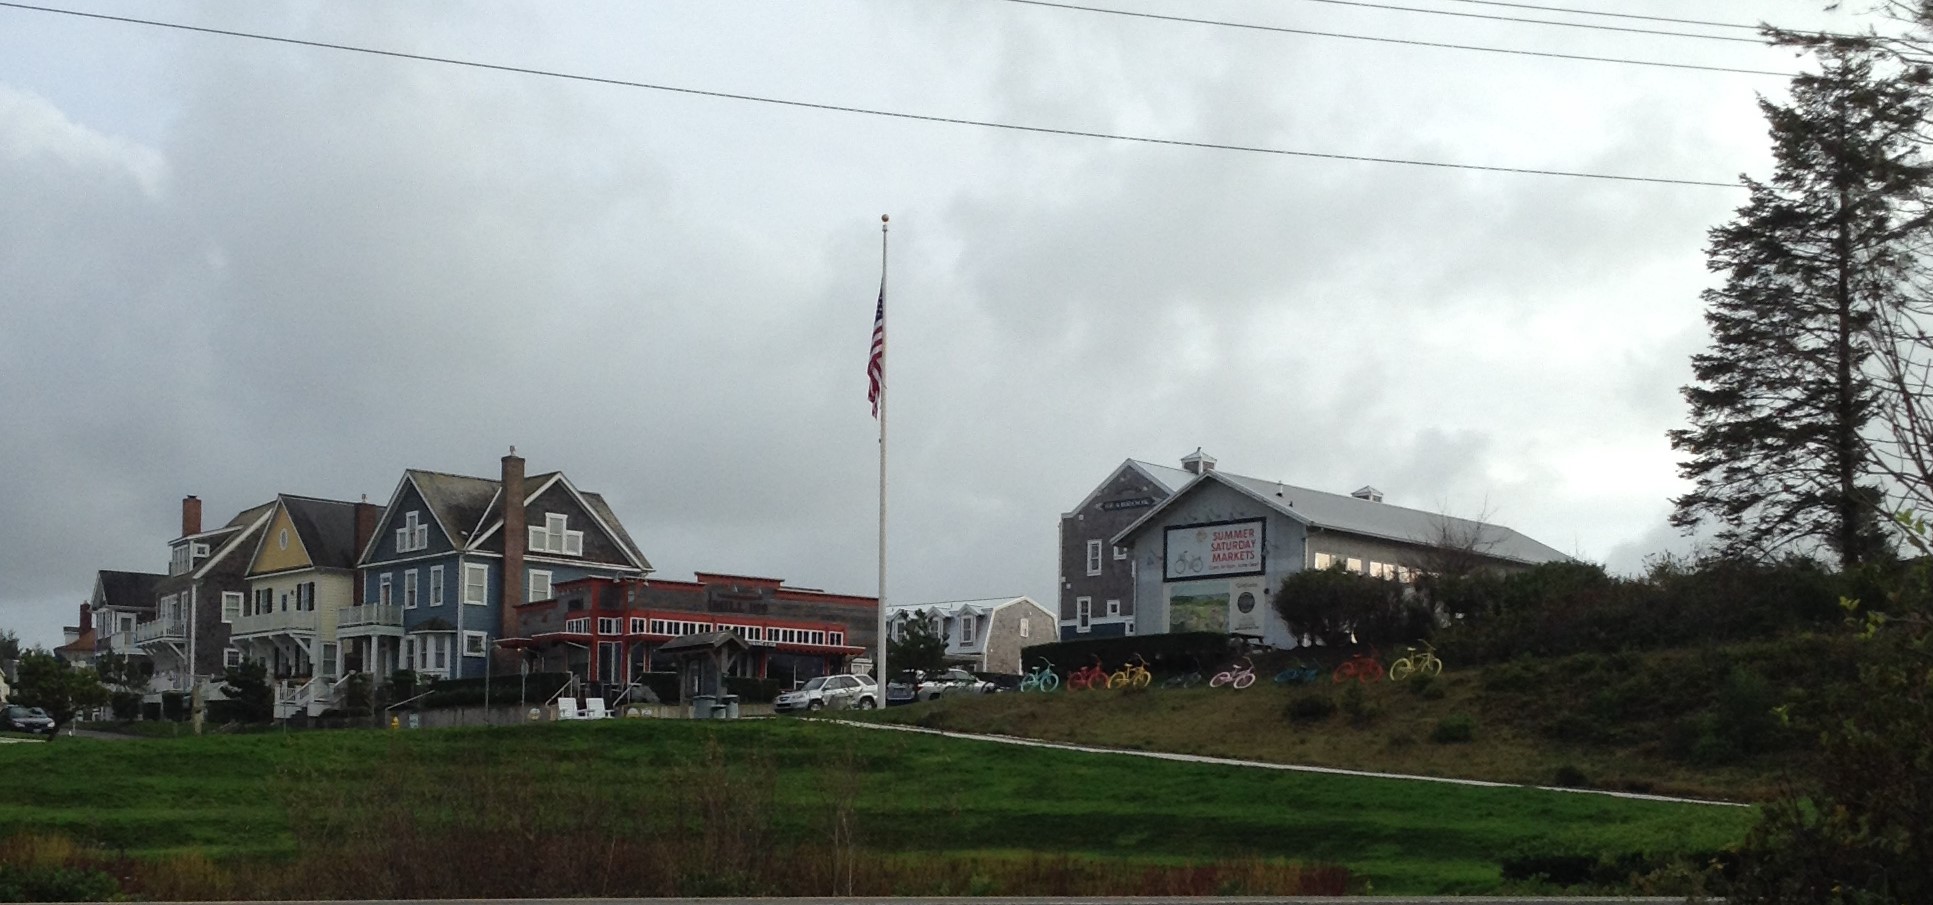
[843,720,1748,808]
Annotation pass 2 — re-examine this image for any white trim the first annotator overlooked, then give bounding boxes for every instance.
[1085,539,1103,576]
[463,563,489,606]
[429,565,444,607]
[1076,597,1091,632]
[462,630,488,657]
[220,591,243,623]
[404,569,419,610]
[528,569,552,603]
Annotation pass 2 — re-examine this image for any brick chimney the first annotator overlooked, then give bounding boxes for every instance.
[500,447,526,638]
[353,495,380,604]
[78,601,92,634]
[181,495,202,537]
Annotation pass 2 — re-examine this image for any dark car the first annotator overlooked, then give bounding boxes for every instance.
[0,705,55,735]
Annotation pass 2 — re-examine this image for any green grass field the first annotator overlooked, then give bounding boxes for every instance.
[0,717,1752,897]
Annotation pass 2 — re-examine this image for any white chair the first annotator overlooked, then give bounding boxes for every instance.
[583,697,609,720]
[556,696,580,720]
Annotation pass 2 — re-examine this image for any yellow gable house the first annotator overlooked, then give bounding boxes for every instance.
[234,494,378,719]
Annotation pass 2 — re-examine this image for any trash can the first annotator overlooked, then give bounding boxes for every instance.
[722,694,740,719]
[691,694,715,720]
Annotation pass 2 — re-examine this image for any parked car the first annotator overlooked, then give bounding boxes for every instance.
[774,674,878,713]
[889,668,996,704]
[0,705,54,735]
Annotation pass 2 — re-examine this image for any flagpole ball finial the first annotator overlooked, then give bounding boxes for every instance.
[881,214,889,223]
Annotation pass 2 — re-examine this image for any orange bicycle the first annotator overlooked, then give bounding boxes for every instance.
[1332,649,1385,684]
[1068,656,1111,691]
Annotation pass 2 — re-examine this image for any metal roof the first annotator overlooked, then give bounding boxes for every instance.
[1114,467,1569,566]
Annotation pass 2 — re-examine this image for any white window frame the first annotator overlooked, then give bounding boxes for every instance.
[1076,597,1092,632]
[597,616,620,635]
[463,631,488,658]
[1106,599,1121,617]
[529,570,553,603]
[1347,557,1364,574]
[630,617,647,634]
[463,563,489,606]
[379,574,393,607]
[529,513,586,556]
[396,511,429,553]
[1113,544,1129,561]
[1020,616,1030,639]
[404,569,418,610]
[1314,552,1334,570]
[221,591,242,623]
[429,565,444,607]
[960,614,976,644]
[224,647,242,668]
[1086,540,1103,576]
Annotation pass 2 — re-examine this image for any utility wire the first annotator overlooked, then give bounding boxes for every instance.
[1287,0,1769,43]
[1438,0,1761,31]
[1002,0,1793,77]
[0,1,1744,188]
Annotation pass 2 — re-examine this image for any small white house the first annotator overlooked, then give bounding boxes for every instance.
[886,596,1056,676]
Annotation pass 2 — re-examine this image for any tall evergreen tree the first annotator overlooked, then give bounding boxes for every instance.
[1671,46,1933,568]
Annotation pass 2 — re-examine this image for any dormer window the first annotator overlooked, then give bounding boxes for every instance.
[528,513,584,556]
[395,511,429,553]
[168,541,211,576]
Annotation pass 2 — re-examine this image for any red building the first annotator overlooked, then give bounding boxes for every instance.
[510,573,874,687]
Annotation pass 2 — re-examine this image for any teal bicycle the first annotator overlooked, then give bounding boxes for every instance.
[1019,659,1061,692]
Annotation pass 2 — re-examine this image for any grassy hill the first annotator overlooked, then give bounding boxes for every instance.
[0,716,1750,898]
[866,635,1846,803]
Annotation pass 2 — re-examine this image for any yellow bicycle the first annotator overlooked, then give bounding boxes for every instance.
[1387,641,1444,681]
[1107,653,1153,689]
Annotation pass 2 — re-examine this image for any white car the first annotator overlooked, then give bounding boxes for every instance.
[914,668,996,701]
[774,674,879,713]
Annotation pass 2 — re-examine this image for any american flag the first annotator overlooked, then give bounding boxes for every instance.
[867,288,885,417]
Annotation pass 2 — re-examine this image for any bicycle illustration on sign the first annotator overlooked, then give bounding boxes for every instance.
[1171,551,1204,575]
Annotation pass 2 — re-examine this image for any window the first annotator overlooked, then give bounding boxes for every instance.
[117,613,135,633]
[597,617,620,635]
[528,513,585,556]
[277,528,288,550]
[395,511,428,553]
[169,544,191,575]
[1314,552,1334,570]
[224,647,242,668]
[1086,540,1103,576]
[960,614,976,644]
[253,587,272,616]
[463,631,488,657]
[1127,620,1136,635]
[463,563,488,605]
[1114,544,1129,560]
[403,636,417,669]
[221,592,242,623]
[1076,597,1092,632]
[630,617,647,634]
[529,570,553,602]
[299,582,316,611]
[429,566,444,607]
[1020,616,1030,639]
[564,617,589,633]
[321,643,337,678]
[1106,599,1121,617]
[404,570,418,609]
[379,574,393,607]
[1347,557,1364,574]
[431,635,448,671]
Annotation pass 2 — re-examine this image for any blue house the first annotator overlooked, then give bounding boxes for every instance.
[347,449,651,681]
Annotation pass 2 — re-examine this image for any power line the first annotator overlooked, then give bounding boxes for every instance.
[0,1,1744,188]
[1001,0,1793,77]
[1437,0,1761,32]
[1286,0,1769,44]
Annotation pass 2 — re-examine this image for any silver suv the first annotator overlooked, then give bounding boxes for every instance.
[774,673,878,713]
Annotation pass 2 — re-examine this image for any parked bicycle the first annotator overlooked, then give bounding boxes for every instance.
[1068,656,1112,691]
[1273,660,1322,685]
[1387,641,1444,681]
[1210,655,1258,689]
[1019,659,1061,693]
[1107,653,1153,690]
[1332,649,1385,684]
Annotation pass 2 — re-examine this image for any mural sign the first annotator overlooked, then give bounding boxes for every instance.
[1167,582,1230,634]
[1229,575,1268,635]
[1163,518,1266,581]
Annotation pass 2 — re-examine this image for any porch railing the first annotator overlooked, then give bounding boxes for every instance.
[232,610,320,636]
[132,618,186,644]
[336,604,404,630]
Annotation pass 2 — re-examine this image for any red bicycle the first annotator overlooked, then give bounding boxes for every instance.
[1332,649,1385,684]
[1068,656,1112,691]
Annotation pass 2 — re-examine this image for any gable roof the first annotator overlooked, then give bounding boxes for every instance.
[93,570,162,611]
[469,471,652,572]
[1113,468,1569,566]
[279,495,363,569]
[193,502,277,579]
[1064,458,1196,517]
[408,469,502,551]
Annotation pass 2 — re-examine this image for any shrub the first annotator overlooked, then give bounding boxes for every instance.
[1283,693,1337,723]
[1430,714,1475,743]
[1551,764,1589,788]
[0,864,118,902]
[1339,682,1378,725]
[108,692,140,721]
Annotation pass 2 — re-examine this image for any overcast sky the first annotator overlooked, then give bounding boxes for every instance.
[0,1,1881,647]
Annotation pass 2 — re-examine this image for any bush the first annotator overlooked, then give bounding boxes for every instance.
[1283,693,1337,723]
[1551,763,1589,788]
[1430,714,1475,743]
[108,692,140,721]
[0,864,118,902]
[419,673,571,710]
[1339,682,1378,725]
[160,692,187,721]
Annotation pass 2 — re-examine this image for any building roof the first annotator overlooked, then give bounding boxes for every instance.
[93,570,162,611]
[280,494,362,569]
[887,596,1041,614]
[1114,466,1569,566]
[406,469,503,548]
[657,630,752,656]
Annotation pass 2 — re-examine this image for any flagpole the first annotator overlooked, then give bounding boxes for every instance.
[876,213,890,691]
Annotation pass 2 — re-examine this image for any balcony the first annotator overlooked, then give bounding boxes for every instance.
[336,604,404,635]
[231,610,320,637]
[132,618,186,645]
